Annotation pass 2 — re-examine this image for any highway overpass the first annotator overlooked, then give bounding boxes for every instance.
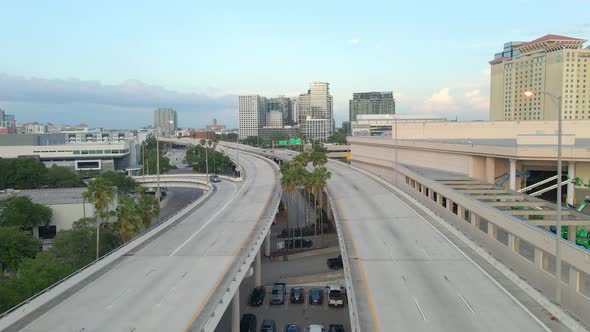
[0,150,280,332]
[228,143,586,332]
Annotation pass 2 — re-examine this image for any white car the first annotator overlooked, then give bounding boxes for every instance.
[307,325,325,332]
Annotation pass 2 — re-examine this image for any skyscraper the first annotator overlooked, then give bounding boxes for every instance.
[238,95,266,139]
[266,96,291,126]
[298,82,333,141]
[489,34,590,120]
[349,92,396,122]
[153,108,177,136]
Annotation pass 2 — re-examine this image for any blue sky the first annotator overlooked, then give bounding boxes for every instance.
[1,0,589,128]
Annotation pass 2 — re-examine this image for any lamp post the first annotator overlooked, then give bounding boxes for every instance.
[525,89,563,303]
[156,120,174,223]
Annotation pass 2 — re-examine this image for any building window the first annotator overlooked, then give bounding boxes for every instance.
[542,251,570,284]
[38,225,57,239]
[517,238,535,262]
[496,226,509,246]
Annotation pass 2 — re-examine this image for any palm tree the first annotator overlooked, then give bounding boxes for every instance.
[137,189,160,228]
[83,177,116,260]
[305,171,320,236]
[112,196,144,242]
[312,167,332,235]
[309,151,328,169]
[281,167,297,244]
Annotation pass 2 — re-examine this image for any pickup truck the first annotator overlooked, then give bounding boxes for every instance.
[326,255,343,270]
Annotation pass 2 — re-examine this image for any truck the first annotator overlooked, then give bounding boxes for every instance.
[326,283,345,307]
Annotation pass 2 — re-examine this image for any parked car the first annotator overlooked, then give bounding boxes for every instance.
[270,283,286,305]
[326,283,345,307]
[248,286,265,306]
[328,325,345,332]
[209,174,221,182]
[290,287,304,304]
[307,325,325,332]
[261,320,277,332]
[326,255,343,270]
[284,237,313,249]
[309,288,323,305]
[284,324,300,332]
[240,313,257,332]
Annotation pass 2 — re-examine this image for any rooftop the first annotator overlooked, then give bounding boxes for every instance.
[0,188,88,205]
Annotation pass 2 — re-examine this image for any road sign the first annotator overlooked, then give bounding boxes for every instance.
[345,153,351,160]
[289,138,302,145]
[278,140,288,145]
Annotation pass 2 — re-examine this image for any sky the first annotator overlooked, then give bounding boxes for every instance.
[1,0,589,129]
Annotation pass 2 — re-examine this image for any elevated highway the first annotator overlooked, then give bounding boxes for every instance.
[0,150,280,332]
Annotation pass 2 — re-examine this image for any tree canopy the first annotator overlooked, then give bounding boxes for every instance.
[327,131,348,145]
[98,171,138,194]
[0,159,85,190]
[0,196,53,227]
[0,227,40,274]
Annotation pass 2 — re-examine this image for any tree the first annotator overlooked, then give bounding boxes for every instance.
[280,162,308,246]
[16,252,75,297]
[83,177,116,260]
[0,159,48,190]
[309,151,328,168]
[312,167,332,235]
[141,135,176,175]
[241,136,260,147]
[312,140,326,153]
[99,171,138,194]
[0,196,52,227]
[111,196,144,242]
[45,165,85,188]
[137,192,160,228]
[327,131,347,145]
[50,218,121,267]
[0,227,40,274]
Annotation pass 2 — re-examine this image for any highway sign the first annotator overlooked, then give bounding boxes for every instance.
[289,138,302,145]
[278,140,287,145]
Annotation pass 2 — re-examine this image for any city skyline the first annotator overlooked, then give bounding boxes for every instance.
[1,1,589,128]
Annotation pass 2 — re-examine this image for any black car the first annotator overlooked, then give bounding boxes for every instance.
[309,288,323,305]
[327,255,343,270]
[248,286,265,306]
[328,325,345,332]
[290,287,304,304]
[284,238,313,249]
[261,320,276,332]
[240,313,257,332]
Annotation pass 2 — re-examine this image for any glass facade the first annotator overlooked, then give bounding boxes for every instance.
[349,91,396,122]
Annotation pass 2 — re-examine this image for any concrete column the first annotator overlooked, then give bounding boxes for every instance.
[485,157,496,184]
[231,288,240,332]
[488,222,496,239]
[470,213,479,226]
[568,226,577,243]
[254,249,261,287]
[264,230,271,257]
[457,205,463,219]
[567,162,575,207]
[447,199,453,212]
[509,159,517,191]
[534,248,543,270]
[508,234,516,253]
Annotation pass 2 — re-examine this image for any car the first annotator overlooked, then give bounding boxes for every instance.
[248,286,265,306]
[284,237,313,249]
[307,325,325,332]
[290,287,304,304]
[326,283,345,307]
[284,324,300,332]
[326,255,343,270]
[328,325,345,332]
[260,320,276,332]
[209,174,221,182]
[240,313,257,332]
[270,283,286,305]
[308,288,323,305]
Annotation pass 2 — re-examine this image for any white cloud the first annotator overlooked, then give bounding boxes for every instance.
[348,38,360,45]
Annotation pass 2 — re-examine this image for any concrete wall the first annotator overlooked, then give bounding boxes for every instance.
[50,203,95,232]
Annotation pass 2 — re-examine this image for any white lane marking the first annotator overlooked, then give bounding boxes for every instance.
[157,287,176,306]
[414,297,427,321]
[106,289,129,310]
[422,249,432,262]
[459,294,475,314]
[169,180,245,256]
[285,298,289,311]
[391,186,552,332]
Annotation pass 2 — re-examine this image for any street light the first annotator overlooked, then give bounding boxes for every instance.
[525,89,563,303]
[156,120,174,222]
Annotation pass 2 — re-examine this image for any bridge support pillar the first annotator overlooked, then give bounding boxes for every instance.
[568,226,577,242]
[509,159,516,191]
[254,249,262,287]
[265,230,271,257]
[485,157,495,184]
[231,288,240,332]
[567,162,575,207]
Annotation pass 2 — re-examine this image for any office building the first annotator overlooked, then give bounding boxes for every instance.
[206,118,226,131]
[258,126,300,141]
[21,123,48,134]
[349,91,396,122]
[489,34,590,120]
[297,82,333,141]
[238,95,266,139]
[266,110,283,127]
[0,109,17,134]
[493,41,524,60]
[267,96,291,125]
[154,108,177,136]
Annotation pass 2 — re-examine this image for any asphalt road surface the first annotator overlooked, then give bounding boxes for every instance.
[8,151,278,332]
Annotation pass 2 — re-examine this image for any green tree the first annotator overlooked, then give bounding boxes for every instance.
[99,171,138,194]
[280,162,309,244]
[0,227,40,274]
[309,151,328,168]
[0,196,52,227]
[311,167,331,235]
[312,140,326,153]
[0,277,21,313]
[50,218,121,267]
[327,131,347,144]
[111,196,143,242]
[83,177,116,260]
[141,135,176,175]
[0,159,48,190]
[16,252,75,297]
[45,165,85,188]
[137,193,160,228]
[241,136,260,147]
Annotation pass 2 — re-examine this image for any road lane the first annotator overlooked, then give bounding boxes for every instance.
[12,152,278,332]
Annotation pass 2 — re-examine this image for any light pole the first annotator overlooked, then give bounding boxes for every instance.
[525,89,563,303]
[394,114,398,187]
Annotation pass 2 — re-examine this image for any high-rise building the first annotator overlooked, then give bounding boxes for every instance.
[349,91,396,122]
[489,34,590,121]
[298,82,333,141]
[267,96,291,125]
[153,108,177,136]
[238,95,266,139]
[266,110,283,127]
[0,109,16,134]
